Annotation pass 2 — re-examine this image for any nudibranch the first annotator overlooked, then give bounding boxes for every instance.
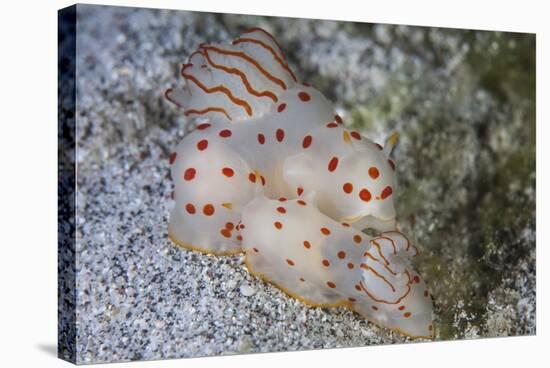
[165,27,433,339]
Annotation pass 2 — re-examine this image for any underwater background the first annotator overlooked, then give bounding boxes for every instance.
[64,4,535,363]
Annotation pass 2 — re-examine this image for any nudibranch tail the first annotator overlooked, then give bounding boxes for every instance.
[166,27,300,124]
[240,196,433,339]
[356,231,432,338]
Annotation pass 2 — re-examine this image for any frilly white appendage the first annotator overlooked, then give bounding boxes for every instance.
[166,27,299,124]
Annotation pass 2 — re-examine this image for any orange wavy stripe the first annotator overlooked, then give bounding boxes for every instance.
[201,49,278,102]
[184,107,232,121]
[243,27,287,61]
[370,240,391,266]
[181,64,253,116]
[188,50,204,61]
[377,236,398,254]
[382,230,413,253]
[360,263,396,292]
[364,251,397,276]
[232,37,298,82]
[200,44,287,90]
[360,280,411,305]
[164,88,182,108]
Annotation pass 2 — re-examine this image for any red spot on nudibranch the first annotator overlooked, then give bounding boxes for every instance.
[303,241,311,249]
[322,259,330,267]
[277,103,287,112]
[359,188,372,202]
[353,235,362,243]
[326,281,336,289]
[404,312,412,318]
[388,159,396,171]
[341,222,350,227]
[219,129,232,138]
[347,262,354,269]
[222,167,234,177]
[348,297,356,302]
[260,175,266,186]
[236,235,243,241]
[350,131,361,140]
[276,128,285,142]
[197,139,208,151]
[297,200,306,206]
[225,222,234,230]
[184,168,196,181]
[185,203,196,214]
[368,167,380,179]
[279,197,287,202]
[253,247,259,253]
[257,133,265,144]
[413,276,420,284]
[335,115,343,124]
[381,186,393,199]
[286,259,295,266]
[338,251,346,259]
[326,122,338,128]
[320,227,331,236]
[375,143,383,150]
[328,157,339,172]
[297,187,304,196]
[220,229,231,238]
[302,135,312,149]
[277,206,286,214]
[398,306,406,311]
[372,306,379,311]
[248,173,256,183]
[343,182,353,194]
[299,277,305,282]
[298,91,311,101]
[169,152,177,165]
[274,221,283,229]
[197,123,211,130]
[203,204,215,216]
[355,284,362,291]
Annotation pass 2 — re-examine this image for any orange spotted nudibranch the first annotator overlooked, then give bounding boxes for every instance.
[165,27,433,339]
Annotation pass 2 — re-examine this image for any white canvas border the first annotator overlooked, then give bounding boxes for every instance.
[0,0,545,367]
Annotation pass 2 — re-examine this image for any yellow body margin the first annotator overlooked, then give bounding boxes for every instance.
[167,230,434,341]
[168,229,243,256]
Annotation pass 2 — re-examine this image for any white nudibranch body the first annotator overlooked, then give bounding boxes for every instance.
[165,27,433,339]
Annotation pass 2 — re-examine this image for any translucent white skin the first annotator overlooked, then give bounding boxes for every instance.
[241,197,433,338]
[166,28,433,338]
[168,89,396,252]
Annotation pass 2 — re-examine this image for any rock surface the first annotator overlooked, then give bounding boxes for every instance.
[69,4,535,364]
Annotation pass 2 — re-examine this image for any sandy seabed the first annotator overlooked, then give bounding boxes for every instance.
[59,4,535,364]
